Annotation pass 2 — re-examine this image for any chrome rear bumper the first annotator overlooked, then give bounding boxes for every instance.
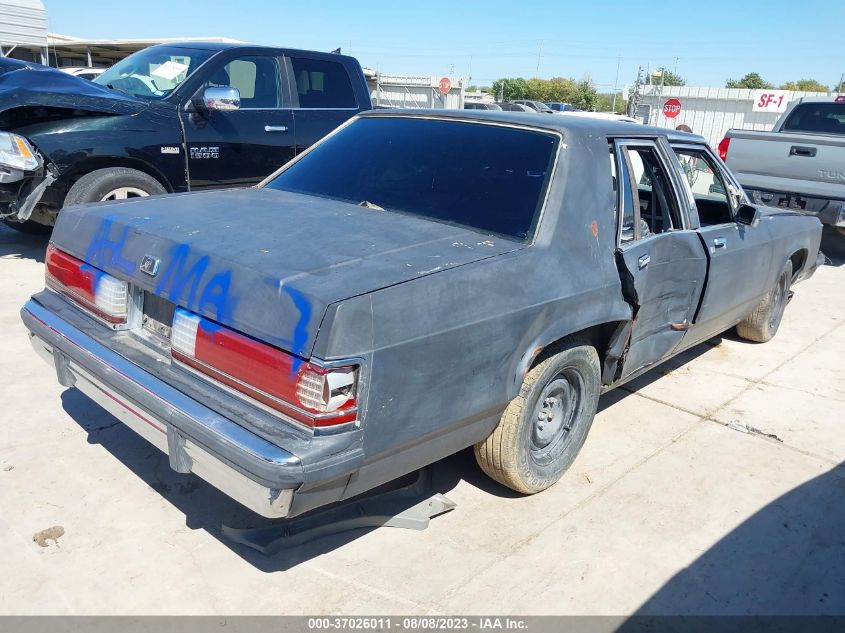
[21,299,301,518]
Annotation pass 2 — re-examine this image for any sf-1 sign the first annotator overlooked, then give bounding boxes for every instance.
[752,90,790,113]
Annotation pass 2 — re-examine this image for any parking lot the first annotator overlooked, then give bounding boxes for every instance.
[0,224,841,615]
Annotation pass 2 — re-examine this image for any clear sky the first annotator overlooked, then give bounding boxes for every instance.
[42,0,844,91]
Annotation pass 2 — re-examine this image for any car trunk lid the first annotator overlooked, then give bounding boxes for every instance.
[51,188,522,358]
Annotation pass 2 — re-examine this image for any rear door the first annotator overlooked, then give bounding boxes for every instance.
[181,53,296,189]
[670,143,773,334]
[612,139,708,379]
[285,54,361,153]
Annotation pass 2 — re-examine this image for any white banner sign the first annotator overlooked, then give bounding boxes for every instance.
[752,90,790,113]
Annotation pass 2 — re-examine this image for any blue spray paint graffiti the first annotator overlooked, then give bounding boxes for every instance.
[155,243,238,325]
[282,285,311,373]
[84,215,135,276]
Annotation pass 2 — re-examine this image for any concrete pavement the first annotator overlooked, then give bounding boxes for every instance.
[1,224,843,615]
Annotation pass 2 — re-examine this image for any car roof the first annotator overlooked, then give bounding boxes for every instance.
[147,42,358,63]
[359,109,707,144]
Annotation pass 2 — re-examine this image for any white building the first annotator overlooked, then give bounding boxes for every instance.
[368,73,464,109]
[634,85,831,147]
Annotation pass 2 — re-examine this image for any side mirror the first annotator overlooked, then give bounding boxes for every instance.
[736,203,760,226]
[202,86,240,112]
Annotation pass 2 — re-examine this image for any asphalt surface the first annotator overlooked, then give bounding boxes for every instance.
[1,223,843,615]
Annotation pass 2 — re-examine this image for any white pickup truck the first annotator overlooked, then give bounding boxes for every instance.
[720,96,845,235]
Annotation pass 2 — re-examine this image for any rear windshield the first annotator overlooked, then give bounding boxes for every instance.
[265,117,558,240]
[781,102,845,135]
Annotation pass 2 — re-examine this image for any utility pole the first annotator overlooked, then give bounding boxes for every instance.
[673,56,679,76]
[536,41,542,77]
[611,55,622,113]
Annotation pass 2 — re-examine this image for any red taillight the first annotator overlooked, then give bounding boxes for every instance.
[171,308,358,428]
[45,245,129,324]
[717,137,731,161]
[835,95,845,103]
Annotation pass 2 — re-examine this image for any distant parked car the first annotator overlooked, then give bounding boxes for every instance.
[464,102,502,110]
[510,99,554,113]
[59,66,105,81]
[721,96,845,236]
[498,102,532,112]
[546,102,574,113]
[561,111,640,124]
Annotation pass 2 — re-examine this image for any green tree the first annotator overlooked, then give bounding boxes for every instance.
[726,72,773,89]
[780,79,829,92]
[491,77,529,101]
[572,77,598,111]
[836,80,845,93]
[651,68,685,86]
[595,92,627,113]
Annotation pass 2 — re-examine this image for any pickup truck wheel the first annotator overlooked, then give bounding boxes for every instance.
[736,260,792,343]
[474,339,600,494]
[64,168,166,207]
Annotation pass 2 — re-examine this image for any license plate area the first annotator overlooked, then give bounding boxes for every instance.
[142,291,176,341]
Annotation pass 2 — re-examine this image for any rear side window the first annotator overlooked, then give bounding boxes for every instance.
[266,117,558,241]
[290,57,357,108]
[781,103,845,135]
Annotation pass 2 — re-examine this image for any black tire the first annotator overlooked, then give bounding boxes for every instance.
[474,338,601,494]
[64,167,166,207]
[1,218,52,235]
[736,260,792,343]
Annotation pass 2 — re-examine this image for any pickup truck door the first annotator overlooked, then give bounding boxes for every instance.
[612,140,708,380]
[180,53,296,190]
[670,144,773,336]
[285,54,362,152]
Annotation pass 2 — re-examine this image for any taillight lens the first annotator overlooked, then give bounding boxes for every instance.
[171,308,358,428]
[717,137,730,161]
[45,244,129,324]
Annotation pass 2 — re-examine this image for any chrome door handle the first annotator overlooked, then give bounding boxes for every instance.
[638,253,650,269]
[713,237,727,249]
[264,125,289,132]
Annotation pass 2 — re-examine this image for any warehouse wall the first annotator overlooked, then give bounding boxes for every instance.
[369,75,464,109]
[636,85,831,147]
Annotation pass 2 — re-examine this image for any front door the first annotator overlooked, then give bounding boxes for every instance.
[670,144,773,336]
[181,54,295,190]
[612,140,708,380]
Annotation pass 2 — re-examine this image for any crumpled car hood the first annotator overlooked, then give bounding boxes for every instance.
[0,57,148,118]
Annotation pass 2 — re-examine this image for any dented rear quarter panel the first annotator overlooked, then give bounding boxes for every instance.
[315,124,631,469]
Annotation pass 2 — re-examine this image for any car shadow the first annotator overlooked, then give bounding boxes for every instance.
[0,223,49,262]
[58,333,737,572]
[616,462,845,621]
[60,388,515,572]
[821,227,845,267]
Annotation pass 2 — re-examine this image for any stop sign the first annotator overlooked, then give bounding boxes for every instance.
[438,77,452,94]
[663,98,682,118]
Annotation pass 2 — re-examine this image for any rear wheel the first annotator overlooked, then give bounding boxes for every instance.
[64,167,166,207]
[736,260,792,343]
[474,339,601,494]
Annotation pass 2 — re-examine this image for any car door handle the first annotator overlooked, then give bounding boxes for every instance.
[789,145,816,157]
[264,125,289,133]
[638,254,650,269]
[713,237,727,249]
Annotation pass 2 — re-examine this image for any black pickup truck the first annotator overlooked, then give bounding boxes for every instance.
[0,43,371,233]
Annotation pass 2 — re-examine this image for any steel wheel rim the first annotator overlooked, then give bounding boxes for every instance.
[101,187,149,201]
[769,272,788,331]
[531,368,584,462]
